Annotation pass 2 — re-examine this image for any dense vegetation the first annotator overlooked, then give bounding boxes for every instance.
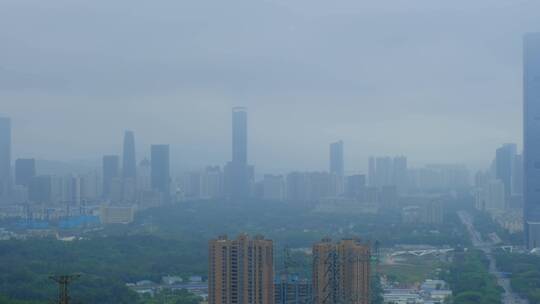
[0,295,42,304]
[126,199,470,248]
[443,249,502,304]
[0,197,470,303]
[496,252,540,303]
[0,236,204,304]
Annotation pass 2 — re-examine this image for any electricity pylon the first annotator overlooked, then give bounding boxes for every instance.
[49,274,81,304]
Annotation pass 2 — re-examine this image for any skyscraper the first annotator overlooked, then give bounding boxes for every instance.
[102,155,120,199]
[312,238,371,304]
[208,234,274,304]
[512,154,524,196]
[225,107,251,199]
[201,166,223,199]
[487,180,505,211]
[524,33,540,249]
[263,174,285,201]
[392,156,408,194]
[345,174,366,199]
[232,107,247,164]
[286,172,308,202]
[368,157,376,187]
[122,130,137,179]
[375,157,393,187]
[495,143,517,200]
[151,144,170,203]
[15,158,36,187]
[0,117,11,201]
[29,175,52,204]
[137,158,152,192]
[329,141,344,177]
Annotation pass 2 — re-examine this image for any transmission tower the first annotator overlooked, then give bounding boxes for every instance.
[49,274,81,304]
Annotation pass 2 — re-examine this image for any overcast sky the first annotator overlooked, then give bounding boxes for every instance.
[1,0,537,174]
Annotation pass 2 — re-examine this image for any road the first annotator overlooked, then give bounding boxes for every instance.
[458,211,528,304]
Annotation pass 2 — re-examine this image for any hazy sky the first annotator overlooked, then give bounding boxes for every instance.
[1,0,538,174]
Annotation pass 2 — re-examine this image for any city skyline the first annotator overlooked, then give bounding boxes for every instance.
[2,1,540,303]
[2,0,536,173]
[0,111,495,176]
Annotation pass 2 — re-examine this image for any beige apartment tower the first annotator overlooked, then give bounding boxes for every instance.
[313,238,371,304]
[209,234,274,304]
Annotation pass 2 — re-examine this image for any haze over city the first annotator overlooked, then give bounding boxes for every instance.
[2,0,535,173]
[4,1,540,304]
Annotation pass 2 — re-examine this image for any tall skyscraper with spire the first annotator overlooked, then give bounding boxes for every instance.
[524,33,540,249]
[0,117,11,202]
[122,130,137,179]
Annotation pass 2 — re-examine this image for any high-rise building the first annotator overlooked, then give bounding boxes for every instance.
[151,145,170,203]
[225,107,251,199]
[487,179,506,210]
[29,175,52,204]
[121,131,137,203]
[524,33,540,249]
[232,107,247,164]
[50,175,64,205]
[263,174,285,201]
[409,164,469,191]
[208,234,274,304]
[183,171,202,199]
[15,158,36,187]
[512,154,524,196]
[201,166,223,199]
[0,117,11,201]
[379,185,398,211]
[286,172,308,202]
[368,157,376,187]
[122,130,137,179]
[102,155,120,199]
[375,157,393,188]
[64,175,81,205]
[137,158,152,192]
[345,174,366,199]
[306,172,331,202]
[495,143,517,199]
[329,141,344,196]
[330,141,344,177]
[392,156,408,194]
[312,238,371,304]
[80,171,99,201]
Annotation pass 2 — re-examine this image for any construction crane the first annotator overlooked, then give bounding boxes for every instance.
[49,274,81,304]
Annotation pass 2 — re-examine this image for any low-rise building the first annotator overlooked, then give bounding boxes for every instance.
[100,205,135,224]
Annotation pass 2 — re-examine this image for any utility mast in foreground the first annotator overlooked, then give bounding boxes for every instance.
[50,274,81,304]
